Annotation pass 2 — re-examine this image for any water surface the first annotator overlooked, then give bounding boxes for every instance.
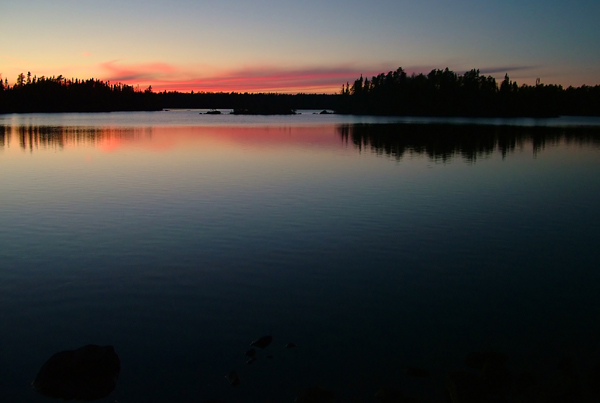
[1,111,600,402]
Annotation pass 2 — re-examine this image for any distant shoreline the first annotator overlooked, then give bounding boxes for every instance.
[1,68,598,116]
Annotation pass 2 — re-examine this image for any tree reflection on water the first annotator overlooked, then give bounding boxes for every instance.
[338,123,600,162]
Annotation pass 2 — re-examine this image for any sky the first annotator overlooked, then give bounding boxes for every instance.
[1,0,599,93]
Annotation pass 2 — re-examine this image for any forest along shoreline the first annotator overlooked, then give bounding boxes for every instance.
[0,67,599,116]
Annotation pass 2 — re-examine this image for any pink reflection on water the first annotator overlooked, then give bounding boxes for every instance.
[4,124,345,155]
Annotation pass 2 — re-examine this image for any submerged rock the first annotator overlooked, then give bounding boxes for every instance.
[250,335,273,349]
[32,344,120,401]
[225,370,240,386]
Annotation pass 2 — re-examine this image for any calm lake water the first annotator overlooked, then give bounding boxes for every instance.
[1,111,600,402]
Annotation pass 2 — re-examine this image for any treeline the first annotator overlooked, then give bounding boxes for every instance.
[0,72,340,113]
[338,68,600,117]
[0,73,161,113]
[2,69,600,116]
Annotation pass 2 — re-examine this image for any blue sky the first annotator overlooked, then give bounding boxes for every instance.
[1,0,598,92]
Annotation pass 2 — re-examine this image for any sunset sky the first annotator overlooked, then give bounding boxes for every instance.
[2,0,599,93]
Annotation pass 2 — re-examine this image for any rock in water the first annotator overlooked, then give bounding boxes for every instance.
[225,370,241,386]
[32,344,120,401]
[250,335,273,349]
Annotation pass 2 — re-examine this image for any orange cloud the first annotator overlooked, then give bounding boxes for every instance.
[100,60,178,82]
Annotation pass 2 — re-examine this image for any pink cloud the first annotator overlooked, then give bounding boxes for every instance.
[98,61,389,93]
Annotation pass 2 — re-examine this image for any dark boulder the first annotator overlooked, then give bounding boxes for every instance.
[225,370,241,386]
[250,335,273,349]
[32,344,120,401]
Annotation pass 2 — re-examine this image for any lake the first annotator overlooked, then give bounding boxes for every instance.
[1,111,600,402]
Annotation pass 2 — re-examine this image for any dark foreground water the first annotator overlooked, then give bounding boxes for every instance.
[1,111,600,402]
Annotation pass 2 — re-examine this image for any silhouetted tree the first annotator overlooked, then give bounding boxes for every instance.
[0,73,162,113]
[16,73,25,87]
[336,67,600,117]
